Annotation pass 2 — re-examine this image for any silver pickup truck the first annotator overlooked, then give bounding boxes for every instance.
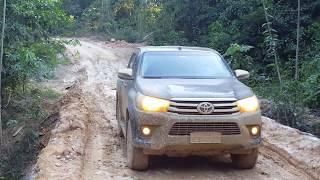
[116,46,262,170]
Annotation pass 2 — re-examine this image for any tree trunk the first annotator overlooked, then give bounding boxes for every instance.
[262,0,282,86]
[295,0,301,80]
[0,0,7,145]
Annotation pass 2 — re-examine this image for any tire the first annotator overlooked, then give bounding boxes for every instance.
[126,120,149,170]
[231,148,259,169]
[116,95,124,137]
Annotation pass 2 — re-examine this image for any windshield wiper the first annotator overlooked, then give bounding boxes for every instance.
[143,76,164,79]
[143,76,221,79]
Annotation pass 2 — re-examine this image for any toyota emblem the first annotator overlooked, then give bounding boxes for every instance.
[197,102,215,114]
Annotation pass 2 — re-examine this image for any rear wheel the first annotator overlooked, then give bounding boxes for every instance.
[126,120,149,170]
[116,95,124,137]
[231,148,259,169]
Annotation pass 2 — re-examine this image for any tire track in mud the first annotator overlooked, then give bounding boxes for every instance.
[72,40,135,179]
[81,91,117,178]
[80,83,125,179]
[261,141,318,180]
[35,39,318,180]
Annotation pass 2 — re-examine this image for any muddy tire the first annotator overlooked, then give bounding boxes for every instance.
[231,148,259,169]
[116,95,124,137]
[126,120,149,171]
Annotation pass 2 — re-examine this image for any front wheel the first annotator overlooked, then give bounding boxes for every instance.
[231,148,259,169]
[126,120,149,170]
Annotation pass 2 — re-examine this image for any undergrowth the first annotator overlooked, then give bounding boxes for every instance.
[0,86,61,179]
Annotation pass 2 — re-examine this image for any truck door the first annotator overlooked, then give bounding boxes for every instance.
[120,52,137,122]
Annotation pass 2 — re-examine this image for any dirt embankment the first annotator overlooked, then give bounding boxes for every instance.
[33,39,320,180]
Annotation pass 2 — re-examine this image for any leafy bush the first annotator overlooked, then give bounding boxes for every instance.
[1,0,72,178]
[2,0,73,90]
[208,21,232,52]
[111,27,141,43]
[223,43,254,70]
[0,86,61,179]
[4,40,67,90]
[301,57,320,108]
[151,30,188,46]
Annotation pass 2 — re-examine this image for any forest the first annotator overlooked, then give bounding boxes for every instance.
[0,0,320,178]
[66,0,320,135]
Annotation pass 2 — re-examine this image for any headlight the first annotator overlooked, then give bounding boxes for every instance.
[141,126,151,136]
[247,125,261,136]
[138,95,170,112]
[237,96,259,112]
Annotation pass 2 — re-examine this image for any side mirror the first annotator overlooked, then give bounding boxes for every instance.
[118,68,133,80]
[235,69,250,80]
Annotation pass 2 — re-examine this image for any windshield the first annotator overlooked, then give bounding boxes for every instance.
[141,51,232,79]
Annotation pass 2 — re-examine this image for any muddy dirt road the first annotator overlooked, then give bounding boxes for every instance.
[34,39,320,180]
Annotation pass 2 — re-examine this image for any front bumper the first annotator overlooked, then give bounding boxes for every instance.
[131,109,262,155]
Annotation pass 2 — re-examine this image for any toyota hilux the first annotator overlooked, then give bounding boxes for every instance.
[116,46,262,170]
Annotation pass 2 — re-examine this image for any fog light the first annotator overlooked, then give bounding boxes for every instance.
[251,126,259,136]
[142,126,151,136]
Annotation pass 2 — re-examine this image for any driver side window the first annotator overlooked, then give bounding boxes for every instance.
[128,53,137,69]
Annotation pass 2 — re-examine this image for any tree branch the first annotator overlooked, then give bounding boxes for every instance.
[295,0,301,80]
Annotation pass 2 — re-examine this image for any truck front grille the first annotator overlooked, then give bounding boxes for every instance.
[169,122,241,136]
[168,99,239,115]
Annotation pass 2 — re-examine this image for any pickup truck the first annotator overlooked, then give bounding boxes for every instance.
[116,46,262,170]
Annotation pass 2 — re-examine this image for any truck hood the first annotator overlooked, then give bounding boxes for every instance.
[135,78,253,100]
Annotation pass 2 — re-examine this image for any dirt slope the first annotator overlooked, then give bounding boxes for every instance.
[33,39,320,180]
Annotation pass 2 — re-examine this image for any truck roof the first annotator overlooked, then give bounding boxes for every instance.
[137,46,219,54]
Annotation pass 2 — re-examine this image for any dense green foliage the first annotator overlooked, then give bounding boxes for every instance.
[1,0,72,128]
[1,87,60,179]
[1,0,71,178]
[63,0,320,134]
[2,0,72,90]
